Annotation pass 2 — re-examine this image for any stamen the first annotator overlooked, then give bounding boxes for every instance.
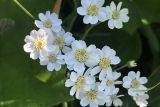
[33,38,46,51]
[85,90,97,101]
[75,76,86,89]
[43,19,52,28]
[87,5,99,16]
[75,48,89,63]
[99,57,111,69]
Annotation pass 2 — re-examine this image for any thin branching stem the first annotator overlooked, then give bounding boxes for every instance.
[13,0,35,19]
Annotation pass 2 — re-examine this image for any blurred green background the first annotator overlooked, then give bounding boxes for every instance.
[0,0,160,107]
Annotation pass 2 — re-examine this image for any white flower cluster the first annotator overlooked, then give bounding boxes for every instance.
[123,71,149,107]
[24,11,75,71]
[23,1,148,107]
[77,0,129,29]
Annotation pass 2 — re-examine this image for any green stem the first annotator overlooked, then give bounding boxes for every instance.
[63,102,68,107]
[13,0,35,19]
[114,64,128,71]
[81,25,95,40]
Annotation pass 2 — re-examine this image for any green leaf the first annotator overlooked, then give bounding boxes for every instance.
[147,66,160,106]
[0,0,73,106]
[133,0,160,23]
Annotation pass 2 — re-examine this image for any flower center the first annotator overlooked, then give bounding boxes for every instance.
[99,57,111,69]
[33,38,46,51]
[106,79,115,87]
[43,20,52,28]
[85,90,97,101]
[75,76,86,89]
[111,94,118,101]
[112,10,120,19]
[48,55,57,63]
[74,48,89,63]
[87,5,99,16]
[53,36,65,49]
[131,80,140,88]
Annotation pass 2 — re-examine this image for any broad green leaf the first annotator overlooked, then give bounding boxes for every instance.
[147,66,160,106]
[133,0,160,23]
[0,0,73,107]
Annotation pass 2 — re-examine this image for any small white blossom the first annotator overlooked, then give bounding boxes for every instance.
[35,11,62,33]
[106,1,129,29]
[123,71,148,96]
[65,68,95,98]
[127,60,137,68]
[50,29,75,53]
[133,94,149,107]
[79,82,108,107]
[90,46,120,80]
[77,0,107,24]
[106,88,123,107]
[64,40,99,73]
[39,48,65,71]
[98,71,122,94]
[23,29,55,60]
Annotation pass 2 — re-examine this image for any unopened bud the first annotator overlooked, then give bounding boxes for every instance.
[127,60,137,68]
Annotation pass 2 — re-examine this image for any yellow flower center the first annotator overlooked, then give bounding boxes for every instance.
[74,48,89,63]
[112,10,120,19]
[53,36,65,49]
[75,76,86,89]
[33,38,46,51]
[85,90,97,101]
[48,55,57,63]
[99,57,111,69]
[111,94,118,101]
[106,79,115,87]
[131,80,140,88]
[87,5,99,16]
[43,20,52,28]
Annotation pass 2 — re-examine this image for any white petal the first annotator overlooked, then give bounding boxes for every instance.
[110,1,116,11]
[120,8,129,14]
[70,86,77,96]
[90,16,98,24]
[90,102,98,107]
[62,46,72,53]
[99,71,107,80]
[64,52,75,65]
[52,26,61,33]
[86,76,95,84]
[112,72,121,80]
[85,53,99,67]
[39,13,46,21]
[74,62,85,74]
[83,15,92,24]
[39,58,49,65]
[113,98,123,106]
[23,43,32,53]
[70,72,78,82]
[35,20,43,28]
[54,63,61,71]
[114,20,123,29]
[128,71,136,79]
[80,98,89,106]
[90,66,101,76]
[77,7,87,15]
[123,76,132,82]
[98,82,106,91]
[111,56,121,65]
[117,2,122,11]
[98,11,107,22]
[123,81,131,88]
[140,77,148,84]
[30,51,39,60]
[47,63,55,71]
[65,79,74,87]
[108,19,115,29]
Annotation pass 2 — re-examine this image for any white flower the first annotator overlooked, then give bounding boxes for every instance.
[35,11,62,33]
[23,29,55,60]
[79,82,108,107]
[122,71,148,96]
[77,0,107,24]
[65,68,95,98]
[39,48,65,71]
[106,1,129,29]
[127,60,137,68]
[98,71,122,94]
[133,94,149,107]
[64,40,100,73]
[106,88,123,107]
[50,29,75,53]
[90,46,120,80]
